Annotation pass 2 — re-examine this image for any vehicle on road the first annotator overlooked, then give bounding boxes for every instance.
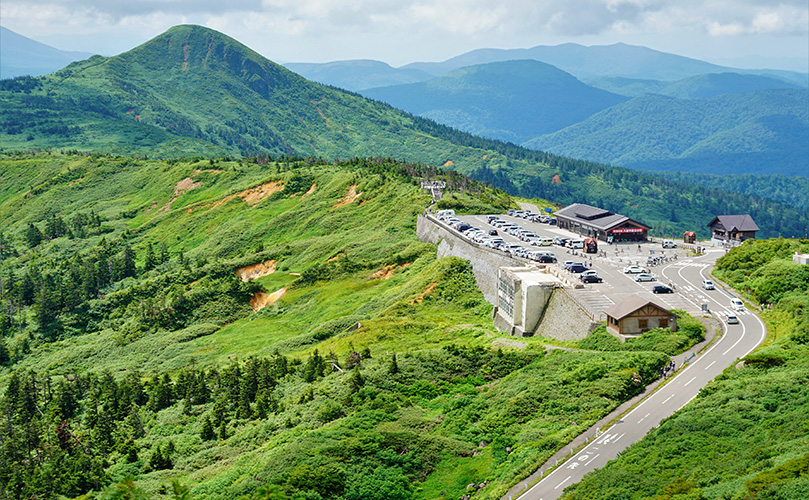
[702,279,715,290]
[635,273,657,282]
[537,237,554,246]
[538,255,557,263]
[726,314,739,324]
[624,265,647,274]
[580,270,598,278]
[569,264,589,273]
[567,239,585,249]
[563,260,576,270]
[489,229,498,236]
[581,274,603,283]
[548,218,557,225]
[730,298,745,311]
[662,240,677,248]
[653,285,674,294]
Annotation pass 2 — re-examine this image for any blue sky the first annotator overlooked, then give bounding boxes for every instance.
[2,0,807,71]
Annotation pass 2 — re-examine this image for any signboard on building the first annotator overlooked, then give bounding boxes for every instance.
[612,228,644,234]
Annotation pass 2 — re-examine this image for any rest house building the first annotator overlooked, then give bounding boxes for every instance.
[555,203,652,243]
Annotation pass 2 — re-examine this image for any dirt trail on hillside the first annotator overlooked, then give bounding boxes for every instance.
[334,185,362,207]
[369,263,411,280]
[236,260,277,281]
[250,288,287,312]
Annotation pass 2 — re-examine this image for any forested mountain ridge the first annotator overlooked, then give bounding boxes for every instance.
[1,24,808,238]
[584,72,804,99]
[361,59,628,144]
[524,88,809,176]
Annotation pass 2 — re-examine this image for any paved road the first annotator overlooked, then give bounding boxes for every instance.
[507,250,767,500]
[442,211,767,500]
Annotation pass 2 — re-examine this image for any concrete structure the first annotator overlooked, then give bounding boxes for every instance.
[493,267,560,336]
[416,214,521,304]
[555,203,651,243]
[604,295,678,338]
[707,215,759,247]
[794,252,809,265]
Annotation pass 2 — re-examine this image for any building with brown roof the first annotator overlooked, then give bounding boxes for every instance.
[604,295,678,337]
[707,215,759,246]
[554,203,651,243]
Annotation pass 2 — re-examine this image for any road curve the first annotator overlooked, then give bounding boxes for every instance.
[508,250,767,500]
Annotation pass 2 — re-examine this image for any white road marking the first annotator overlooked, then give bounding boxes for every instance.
[705,360,716,370]
[684,376,696,386]
[662,394,674,404]
[555,476,571,490]
[638,413,650,423]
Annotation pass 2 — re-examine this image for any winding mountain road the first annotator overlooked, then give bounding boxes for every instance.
[508,250,767,500]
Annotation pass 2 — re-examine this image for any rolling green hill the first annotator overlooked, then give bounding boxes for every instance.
[0,152,696,500]
[361,60,628,144]
[284,59,433,91]
[524,89,809,176]
[2,24,809,239]
[585,72,804,99]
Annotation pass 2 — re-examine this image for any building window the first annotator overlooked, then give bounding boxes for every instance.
[638,319,648,330]
[660,318,669,329]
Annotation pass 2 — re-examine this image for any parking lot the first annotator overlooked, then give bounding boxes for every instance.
[436,207,709,319]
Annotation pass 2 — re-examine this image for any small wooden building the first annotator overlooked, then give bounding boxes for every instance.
[708,215,759,246]
[604,295,678,337]
[683,231,696,244]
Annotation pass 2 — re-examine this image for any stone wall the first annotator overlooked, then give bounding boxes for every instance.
[416,214,520,304]
[534,288,600,341]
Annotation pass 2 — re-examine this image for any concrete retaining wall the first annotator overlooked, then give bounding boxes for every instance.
[534,288,600,341]
[417,214,520,304]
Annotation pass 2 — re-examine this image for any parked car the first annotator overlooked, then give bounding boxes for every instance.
[662,240,677,248]
[567,240,585,249]
[580,270,598,278]
[730,298,745,311]
[488,229,498,236]
[538,255,557,263]
[726,314,739,324]
[581,274,603,283]
[563,260,576,270]
[624,265,647,274]
[702,279,715,290]
[653,285,674,294]
[569,264,589,273]
[635,274,657,282]
[548,218,557,225]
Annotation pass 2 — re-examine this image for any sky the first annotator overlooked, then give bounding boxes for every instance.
[2,0,808,72]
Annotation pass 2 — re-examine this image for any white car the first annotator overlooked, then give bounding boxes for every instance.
[730,298,745,311]
[580,270,598,278]
[726,314,739,324]
[702,279,715,290]
[635,274,657,282]
[662,240,677,248]
[624,265,647,274]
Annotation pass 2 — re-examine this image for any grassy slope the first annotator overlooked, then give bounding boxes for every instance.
[0,153,698,500]
[562,238,809,500]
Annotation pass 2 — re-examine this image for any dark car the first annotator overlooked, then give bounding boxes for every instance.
[489,229,498,236]
[538,255,557,263]
[568,264,588,273]
[653,285,674,294]
[581,274,603,283]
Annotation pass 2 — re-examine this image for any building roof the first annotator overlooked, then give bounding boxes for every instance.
[707,215,759,232]
[604,295,674,321]
[555,203,651,232]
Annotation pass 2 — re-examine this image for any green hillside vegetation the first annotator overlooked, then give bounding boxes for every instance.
[1,24,808,240]
[524,89,809,177]
[655,171,809,211]
[584,72,803,99]
[361,60,628,143]
[562,238,809,500]
[0,152,706,500]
